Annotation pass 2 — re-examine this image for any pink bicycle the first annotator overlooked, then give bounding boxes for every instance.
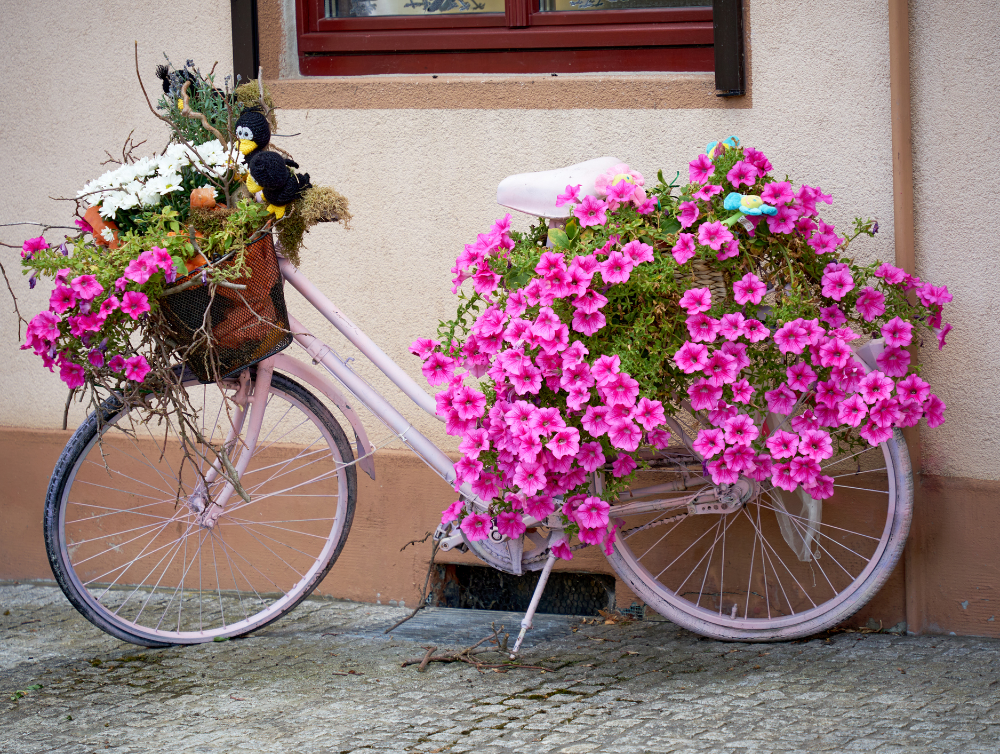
[42,157,913,649]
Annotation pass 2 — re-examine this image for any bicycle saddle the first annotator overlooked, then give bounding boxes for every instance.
[496,155,623,219]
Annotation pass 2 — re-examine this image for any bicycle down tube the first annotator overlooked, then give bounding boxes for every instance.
[278,258,472,498]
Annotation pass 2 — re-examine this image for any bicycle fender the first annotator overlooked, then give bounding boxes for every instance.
[272,353,377,481]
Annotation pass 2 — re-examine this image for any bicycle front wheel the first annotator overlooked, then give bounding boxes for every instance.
[44,369,357,646]
[604,421,913,641]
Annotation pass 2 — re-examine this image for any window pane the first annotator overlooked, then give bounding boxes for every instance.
[539,0,706,10]
[325,0,501,16]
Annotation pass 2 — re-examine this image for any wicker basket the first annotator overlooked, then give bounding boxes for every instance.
[160,231,292,383]
[674,260,729,303]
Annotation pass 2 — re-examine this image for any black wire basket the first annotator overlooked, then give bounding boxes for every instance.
[160,230,292,383]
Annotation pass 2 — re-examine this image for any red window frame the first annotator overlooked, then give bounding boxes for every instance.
[296,0,713,76]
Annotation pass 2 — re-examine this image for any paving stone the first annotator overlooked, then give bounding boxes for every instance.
[3,583,1000,753]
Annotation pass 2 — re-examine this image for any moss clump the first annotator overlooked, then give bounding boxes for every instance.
[277,185,352,267]
[233,80,277,132]
[188,205,235,237]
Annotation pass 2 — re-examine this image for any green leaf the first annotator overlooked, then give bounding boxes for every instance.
[547,228,569,249]
[171,256,187,275]
[213,636,229,642]
[565,218,581,240]
[661,218,681,234]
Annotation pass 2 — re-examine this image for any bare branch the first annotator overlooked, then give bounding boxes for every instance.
[135,41,175,127]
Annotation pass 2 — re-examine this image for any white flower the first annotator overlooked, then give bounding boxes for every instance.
[100,227,116,242]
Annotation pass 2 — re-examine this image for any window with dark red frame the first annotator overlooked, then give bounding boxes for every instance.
[295,0,714,76]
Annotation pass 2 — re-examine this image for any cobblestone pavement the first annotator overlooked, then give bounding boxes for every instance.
[3,583,1000,753]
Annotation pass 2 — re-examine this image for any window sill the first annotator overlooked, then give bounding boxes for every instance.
[266,71,751,110]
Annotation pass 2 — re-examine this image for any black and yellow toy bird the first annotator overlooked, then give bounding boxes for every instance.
[234,109,311,219]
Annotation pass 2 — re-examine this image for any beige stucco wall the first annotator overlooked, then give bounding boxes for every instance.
[909,0,1000,479]
[0,0,995,482]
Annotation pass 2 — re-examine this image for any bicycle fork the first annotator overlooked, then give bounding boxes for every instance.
[187,359,276,528]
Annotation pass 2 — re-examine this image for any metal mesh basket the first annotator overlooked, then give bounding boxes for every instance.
[160,231,292,383]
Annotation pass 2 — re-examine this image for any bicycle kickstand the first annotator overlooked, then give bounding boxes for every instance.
[510,551,558,659]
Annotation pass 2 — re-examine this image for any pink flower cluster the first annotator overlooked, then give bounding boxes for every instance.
[416,217,672,558]
[21,246,175,389]
[670,268,946,497]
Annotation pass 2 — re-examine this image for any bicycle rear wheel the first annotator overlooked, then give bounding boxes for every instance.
[604,416,912,641]
[44,369,357,646]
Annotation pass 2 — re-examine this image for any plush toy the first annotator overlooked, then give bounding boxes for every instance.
[248,151,311,219]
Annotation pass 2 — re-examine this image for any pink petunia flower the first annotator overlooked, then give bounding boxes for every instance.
[766,205,799,235]
[535,251,567,279]
[591,354,621,386]
[860,421,893,446]
[786,362,817,392]
[766,430,799,459]
[723,444,756,474]
[819,305,847,328]
[704,351,739,387]
[688,153,715,183]
[547,427,581,459]
[71,275,104,301]
[410,337,437,359]
[693,184,723,201]
[672,233,697,265]
[494,511,526,539]
[633,397,666,431]
[422,352,457,386]
[707,457,740,486]
[764,384,797,414]
[821,268,855,301]
[686,313,721,343]
[875,346,911,378]
[599,251,634,284]
[790,456,821,486]
[733,273,766,305]
[697,221,735,251]
[726,160,759,188]
[124,354,151,383]
[678,201,700,229]
[679,287,712,315]
[555,184,582,207]
[761,181,794,205]
[21,236,48,259]
[551,538,574,561]
[688,380,723,411]
[859,371,894,405]
[716,239,740,261]
[513,461,547,495]
[924,394,946,427]
[60,360,86,389]
[581,405,611,437]
[723,414,759,446]
[441,500,464,525]
[693,428,726,459]
[798,429,833,461]
[718,312,746,342]
[673,340,710,374]
[742,319,770,343]
[571,309,606,336]
[876,317,912,350]
[49,286,77,314]
[730,378,754,404]
[773,321,809,354]
[874,263,907,285]
[869,399,902,429]
[120,291,151,320]
[855,287,886,321]
[576,497,611,529]
[647,428,671,449]
[604,372,640,407]
[917,283,952,307]
[803,475,835,500]
[896,373,930,405]
[621,240,654,265]
[770,462,798,492]
[573,195,609,228]
[608,421,642,452]
[461,513,491,541]
[107,354,127,372]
